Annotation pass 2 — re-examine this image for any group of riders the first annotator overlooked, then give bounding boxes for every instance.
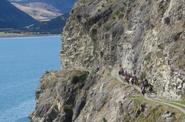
[118,65,153,95]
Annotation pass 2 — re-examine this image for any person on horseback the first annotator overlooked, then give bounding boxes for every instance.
[130,76,138,85]
[143,79,149,87]
[125,73,130,83]
[140,79,149,95]
[141,83,146,95]
[118,64,124,76]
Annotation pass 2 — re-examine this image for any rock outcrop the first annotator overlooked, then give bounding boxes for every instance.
[31,0,185,121]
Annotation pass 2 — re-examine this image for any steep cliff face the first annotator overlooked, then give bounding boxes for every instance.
[31,0,185,121]
[62,0,185,99]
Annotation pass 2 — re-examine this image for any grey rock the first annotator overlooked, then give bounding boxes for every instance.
[31,0,185,121]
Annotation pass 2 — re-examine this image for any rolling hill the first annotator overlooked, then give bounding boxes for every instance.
[0,0,75,34]
[11,2,62,21]
[10,0,75,21]
[0,0,38,29]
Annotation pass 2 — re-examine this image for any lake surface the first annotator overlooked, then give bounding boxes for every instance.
[0,36,61,122]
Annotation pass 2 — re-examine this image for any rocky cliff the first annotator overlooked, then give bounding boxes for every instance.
[31,0,185,121]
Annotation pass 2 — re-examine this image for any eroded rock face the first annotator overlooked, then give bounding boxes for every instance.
[31,69,185,122]
[62,0,185,99]
[31,0,185,121]
[31,70,89,122]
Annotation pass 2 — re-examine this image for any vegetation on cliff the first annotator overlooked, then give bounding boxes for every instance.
[31,0,185,121]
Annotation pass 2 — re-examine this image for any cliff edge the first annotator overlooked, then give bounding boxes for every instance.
[31,0,185,121]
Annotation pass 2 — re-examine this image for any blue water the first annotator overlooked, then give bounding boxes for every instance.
[0,36,61,122]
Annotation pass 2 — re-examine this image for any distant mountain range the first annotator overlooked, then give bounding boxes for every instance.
[0,0,38,29]
[0,0,75,34]
[10,0,75,21]
[11,2,62,21]
[10,0,75,13]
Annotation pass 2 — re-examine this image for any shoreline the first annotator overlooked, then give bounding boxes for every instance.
[0,33,61,39]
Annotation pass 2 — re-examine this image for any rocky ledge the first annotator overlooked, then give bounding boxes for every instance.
[31,0,185,121]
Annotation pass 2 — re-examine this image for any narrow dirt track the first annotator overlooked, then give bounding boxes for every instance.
[111,68,185,114]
